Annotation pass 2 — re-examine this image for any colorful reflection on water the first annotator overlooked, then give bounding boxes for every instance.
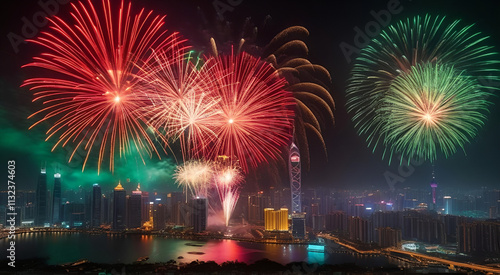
[1,232,392,267]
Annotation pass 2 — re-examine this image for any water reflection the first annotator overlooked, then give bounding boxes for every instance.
[1,233,393,267]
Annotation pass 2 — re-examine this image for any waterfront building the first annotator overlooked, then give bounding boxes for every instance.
[112,182,126,230]
[191,197,207,233]
[127,187,142,229]
[52,173,62,224]
[35,166,48,227]
[264,208,288,231]
[91,183,101,228]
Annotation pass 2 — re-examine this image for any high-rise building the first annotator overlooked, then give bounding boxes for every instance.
[191,197,207,233]
[112,182,127,230]
[35,167,48,227]
[291,213,306,239]
[153,202,166,230]
[349,216,373,244]
[91,184,101,228]
[128,188,142,229]
[443,196,452,215]
[52,173,62,224]
[140,187,150,224]
[376,227,401,248]
[167,192,185,225]
[264,208,288,231]
[61,201,85,228]
[458,221,500,254]
[289,143,301,213]
[325,211,347,233]
[101,194,109,225]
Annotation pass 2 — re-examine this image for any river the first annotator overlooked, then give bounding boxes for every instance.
[2,232,398,267]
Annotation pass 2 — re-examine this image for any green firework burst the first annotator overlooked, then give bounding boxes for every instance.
[381,63,491,163]
[346,15,499,163]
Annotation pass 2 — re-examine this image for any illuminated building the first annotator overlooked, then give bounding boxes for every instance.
[35,166,47,227]
[191,197,207,233]
[91,183,101,228]
[430,168,438,210]
[443,195,452,215]
[289,143,301,213]
[52,173,62,224]
[264,208,288,231]
[112,182,126,230]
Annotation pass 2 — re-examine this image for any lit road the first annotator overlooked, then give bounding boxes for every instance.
[319,233,500,274]
[385,248,500,274]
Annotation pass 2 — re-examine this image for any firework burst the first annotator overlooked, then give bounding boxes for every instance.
[140,34,222,160]
[174,159,213,199]
[382,63,491,162]
[346,15,499,163]
[22,0,172,173]
[205,51,295,173]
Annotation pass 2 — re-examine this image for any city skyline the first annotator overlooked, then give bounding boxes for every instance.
[2,1,500,273]
[0,0,499,194]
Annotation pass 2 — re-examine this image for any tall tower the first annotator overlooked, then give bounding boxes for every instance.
[35,166,47,227]
[52,172,62,224]
[112,182,127,230]
[430,167,438,210]
[91,183,102,228]
[289,143,301,213]
[289,143,306,239]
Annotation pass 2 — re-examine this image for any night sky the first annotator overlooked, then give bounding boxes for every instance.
[0,0,499,193]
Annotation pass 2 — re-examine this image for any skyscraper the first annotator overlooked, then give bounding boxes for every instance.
[443,196,452,215]
[112,182,126,230]
[52,173,62,224]
[35,166,47,226]
[91,184,102,228]
[289,143,306,239]
[128,187,142,229]
[191,197,207,233]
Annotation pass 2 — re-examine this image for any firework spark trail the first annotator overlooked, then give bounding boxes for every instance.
[22,0,173,173]
[174,160,213,199]
[205,51,295,173]
[213,156,243,227]
[346,15,499,163]
[140,35,222,161]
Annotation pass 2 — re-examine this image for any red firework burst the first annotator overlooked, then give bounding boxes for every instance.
[22,0,172,173]
[140,34,222,161]
[205,51,295,172]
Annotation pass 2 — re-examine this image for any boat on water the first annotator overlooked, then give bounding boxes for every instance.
[177,256,184,259]
[135,256,149,262]
[185,243,204,247]
[187,251,205,255]
[307,244,325,253]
